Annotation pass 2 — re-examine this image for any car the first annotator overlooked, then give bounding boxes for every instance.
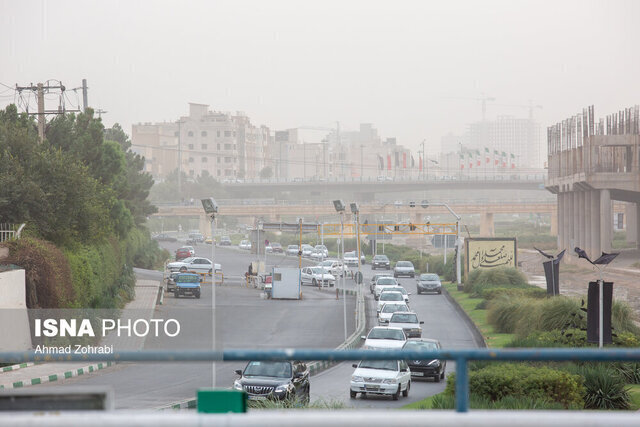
[372,254,391,270]
[219,236,232,246]
[361,326,407,350]
[417,273,442,294]
[270,242,283,253]
[394,260,415,278]
[164,271,180,292]
[233,360,310,403]
[204,236,214,245]
[377,290,406,313]
[377,302,410,325]
[188,232,205,243]
[175,247,192,261]
[388,312,423,338]
[239,240,252,250]
[300,244,313,257]
[382,286,410,304]
[402,338,446,382]
[152,233,177,242]
[350,359,411,400]
[314,245,328,257]
[173,273,201,299]
[374,276,399,299]
[317,259,347,277]
[369,272,393,293]
[301,266,335,287]
[344,250,366,266]
[265,244,273,253]
[286,245,300,256]
[166,257,222,275]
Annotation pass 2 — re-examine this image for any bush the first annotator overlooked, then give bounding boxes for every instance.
[430,393,579,410]
[507,329,640,349]
[582,366,631,410]
[487,296,537,334]
[613,362,640,384]
[464,267,528,294]
[480,287,547,301]
[445,363,584,407]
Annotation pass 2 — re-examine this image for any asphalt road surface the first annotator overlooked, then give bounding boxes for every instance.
[38,241,356,409]
[310,262,481,408]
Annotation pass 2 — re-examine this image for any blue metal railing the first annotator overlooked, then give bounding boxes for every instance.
[3,348,640,412]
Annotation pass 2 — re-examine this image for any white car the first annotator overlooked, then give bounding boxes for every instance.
[350,359,411,400]
[166,257,222,274]
[378,303,410,326]
[301,244,314,257]
[314,245,328,257]
[388,312,423,338]
[377,290,407,312]
[239,240,252,250]
[309,248,325,261]
[374,277,399,299]
[286,245,299,256]
[343,251,365,266]
[301,266,335,287]
[317,259,347,277]
[361,326,407,350]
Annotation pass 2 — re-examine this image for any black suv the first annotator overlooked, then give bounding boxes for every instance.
[233,360,310,403]
[372,254,391,270]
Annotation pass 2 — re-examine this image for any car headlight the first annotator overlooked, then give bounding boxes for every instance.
[428,359,441,366]
[233,380,243,390]
[351,376,364,382]
[382,379,397,384]
[275,385,290,394]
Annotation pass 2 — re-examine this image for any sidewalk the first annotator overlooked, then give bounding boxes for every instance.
[0,279,160,389]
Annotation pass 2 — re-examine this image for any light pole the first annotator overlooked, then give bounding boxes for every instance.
[351,202,362,299]
[420,200,462,287]
[201,197,218,388]
[333,199,347,341]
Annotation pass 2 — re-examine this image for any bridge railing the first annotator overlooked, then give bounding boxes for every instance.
[3,347,640,413]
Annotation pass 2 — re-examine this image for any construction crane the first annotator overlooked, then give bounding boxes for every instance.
[493,100,542,120]
[445,93,496,121]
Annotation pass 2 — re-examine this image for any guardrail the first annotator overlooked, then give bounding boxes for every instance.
[3,348,640,413]
[0,223,25,243]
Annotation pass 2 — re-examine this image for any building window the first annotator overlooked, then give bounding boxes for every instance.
[174,131,179,137]
[189,170,195,176]
[188,144,194,149]
[217,157,221,163]
[188,131,194,137]
[224,144,232,150]
[202,157,208,163]
[202,144,208,150]
[201,131,207,137]
[217,170,221,176]
[233,131,236,137]
[224,131,231,137]
[188,157,194,163]
[233,144,236,149]
[225,170,233,176]
[225,157,232,163]
[217,143,221,150]
[217,131,221,137]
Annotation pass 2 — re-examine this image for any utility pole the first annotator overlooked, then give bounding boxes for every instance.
[82,79,88,111]
[360,144,364,180]
[420,139,426,180]
[177,120,182,196]
[37,83,45,143]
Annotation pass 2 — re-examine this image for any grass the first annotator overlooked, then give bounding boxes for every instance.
[628,384,640,411]
[444,282,514,348]
[402,392,441,409]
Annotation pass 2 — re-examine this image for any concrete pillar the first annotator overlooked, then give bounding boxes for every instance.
[199,214,210,236]
[557,194,564,249]
[600,189,612,253]
[590,190,601,259]
[578,191,586,251]
[573,191,580,251]
[584,191,592,255]
[626,203,638,246]
[480,212,495,237]
[563,192,572,251]
[550,204,558,236]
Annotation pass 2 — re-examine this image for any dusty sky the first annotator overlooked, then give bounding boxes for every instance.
[1,0,639,155]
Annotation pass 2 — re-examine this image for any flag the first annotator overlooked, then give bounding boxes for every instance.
[459,153,464,170]
[395,152,400,167]
[501,151,507,167]
[485,147,490,164]
[411,155,415,168]
[494,149,499,166]
[387,154,391,170]
[419,155,423,171]
[510,153,515,169]
[468,152,473,169]
[476,150,481,166]
[403,152,407,169]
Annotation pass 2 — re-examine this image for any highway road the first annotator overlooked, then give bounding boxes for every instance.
[310,262,481,408]
[38,241,356,409]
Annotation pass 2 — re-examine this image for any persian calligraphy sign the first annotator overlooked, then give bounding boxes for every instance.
[465,237,517,280]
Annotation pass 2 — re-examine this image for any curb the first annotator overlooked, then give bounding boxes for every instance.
[441,286,487,348]
[0,361,114,390]
[157,398,198,411]
[1,362,35,373]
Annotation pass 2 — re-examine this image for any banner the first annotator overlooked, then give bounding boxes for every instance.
[485,147,490,163]
[465,238,517,280]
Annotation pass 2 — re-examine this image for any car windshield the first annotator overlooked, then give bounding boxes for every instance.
[288,245,298,249]
[390,313,418,323]
[403,341,439,351]
[382,304,408,314]
[315,245,326,250]
[380,292,403,301]
[358,360,398,371]
[377,278,396,285]
[420,274,439,281]
[368,328,405,340]
[374,256,389,261]
[176,275,200,283]
[272,243,281,247]
[344,251,356,257]
[310,267,327,274]
[319,260,333,267]
[396,261,413,267]
[243,361,292,378]
[179,257,195,263]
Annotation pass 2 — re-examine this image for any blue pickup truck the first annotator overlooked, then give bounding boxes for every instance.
[173,273,201,299]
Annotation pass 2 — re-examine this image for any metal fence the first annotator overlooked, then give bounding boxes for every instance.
[0,223,25,243]
[2,347,640,413]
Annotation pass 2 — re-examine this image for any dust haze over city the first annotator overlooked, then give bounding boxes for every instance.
[3,0,640,421]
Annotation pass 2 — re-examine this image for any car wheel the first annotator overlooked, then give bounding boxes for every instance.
[417,290,422,295]
[387,266,391,270]
[312,279,317,287]
[195,292,201,299]
[174,291,179,298]
[392,386,400,400]
[403,381,410,397]
[440,370,445,380]
[350,390,357,399]
[434,373,441,383]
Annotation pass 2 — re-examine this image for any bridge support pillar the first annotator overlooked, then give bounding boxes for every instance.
[625,203,639,247]
[578,191,586,252]
[562,192,572,252]
[550,204,558,236]
[584,191,592,255]
[480,212,494,237]
[199,214,210,236]
[600,189,612,253]
[557,193,565,249]
[590,190,601,259]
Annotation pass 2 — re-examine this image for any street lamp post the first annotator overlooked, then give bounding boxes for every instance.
[201,198,218,388]
[420,200,462,287]
[350,202,362,300]
[333,200,347,341]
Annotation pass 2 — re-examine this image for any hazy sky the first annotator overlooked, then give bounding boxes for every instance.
[1,0,639,155]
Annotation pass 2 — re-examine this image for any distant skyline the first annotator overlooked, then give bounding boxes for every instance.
[1,0,639,156]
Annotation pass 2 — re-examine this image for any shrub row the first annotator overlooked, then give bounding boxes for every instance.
[430,393,581,410]
[444,363,584,407]
[507,329,640,349]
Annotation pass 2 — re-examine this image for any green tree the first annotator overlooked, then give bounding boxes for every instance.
[260,165,273,179]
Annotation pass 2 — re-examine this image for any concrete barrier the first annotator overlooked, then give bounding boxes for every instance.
[0,268,31,351]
